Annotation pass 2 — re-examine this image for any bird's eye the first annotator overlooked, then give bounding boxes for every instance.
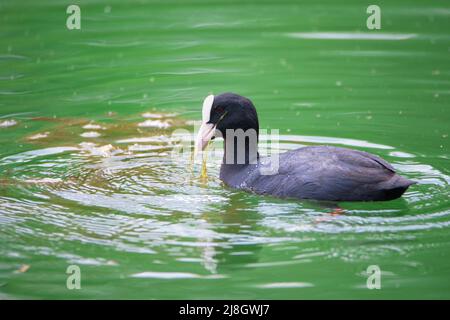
[215,106,224,114]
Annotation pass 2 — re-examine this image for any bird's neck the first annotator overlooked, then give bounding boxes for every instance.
[222,134,259,166]
[220,137,259,187]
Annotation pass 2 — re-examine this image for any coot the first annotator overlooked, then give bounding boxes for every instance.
[194,93,415,201]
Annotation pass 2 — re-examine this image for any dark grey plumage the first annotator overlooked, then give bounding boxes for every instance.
[199,92,415,202]
[220,146,415,201]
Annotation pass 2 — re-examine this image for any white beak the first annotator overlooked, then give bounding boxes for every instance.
[194,94,216,158]
[194,122,216,157]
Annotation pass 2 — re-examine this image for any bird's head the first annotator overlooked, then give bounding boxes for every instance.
[194,92,259,154]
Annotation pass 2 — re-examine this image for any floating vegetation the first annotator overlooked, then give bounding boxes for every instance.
[79,142,123,157]
[128,144,167,152]
[27,132,50,140]
[200,152,208,181]
[82,123,105,130]
[142,112,178,119]
[0,119,17,128]
[141,112,163,118]
[137,119,172,129]
[198,138,212,182]
[80,131,101,138]
[25,178,62,184]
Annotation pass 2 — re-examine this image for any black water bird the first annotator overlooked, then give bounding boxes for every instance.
[194,93,415,201]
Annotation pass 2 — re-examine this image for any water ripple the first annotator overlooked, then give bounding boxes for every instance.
[0,114,448,278]
[287,32,416,40]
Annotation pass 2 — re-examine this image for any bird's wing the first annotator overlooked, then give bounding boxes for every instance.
[333,148,395,173]
[246,146,396,200]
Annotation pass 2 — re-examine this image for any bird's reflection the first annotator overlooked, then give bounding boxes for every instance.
[198,190,264,274]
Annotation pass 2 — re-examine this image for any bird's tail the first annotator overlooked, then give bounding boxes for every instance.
[380,174,416,201]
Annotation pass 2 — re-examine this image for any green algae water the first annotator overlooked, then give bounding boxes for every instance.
[0,0,449,299]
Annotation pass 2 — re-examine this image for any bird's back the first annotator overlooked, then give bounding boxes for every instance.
[225,146,415,201]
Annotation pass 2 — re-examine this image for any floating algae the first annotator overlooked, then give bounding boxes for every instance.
[198,112,226,181]
[191,137,212,182]
[0,119,18,128]
[200,149,208,181]
[189,150,194,175]
[27,132,50,140]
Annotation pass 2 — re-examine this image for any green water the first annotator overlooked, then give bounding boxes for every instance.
[1,0,449,299]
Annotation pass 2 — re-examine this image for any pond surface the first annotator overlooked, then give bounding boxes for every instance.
[0,0,449,299]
